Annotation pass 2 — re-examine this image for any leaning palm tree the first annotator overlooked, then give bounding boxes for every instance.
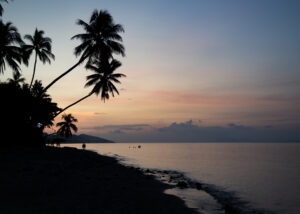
[0,20,26,74]
[23,28,55,88]
[54,58,125,118]
[0,0,8,16]
[43,9,125,93]
[7,72,25,87]
[56,114,78,138]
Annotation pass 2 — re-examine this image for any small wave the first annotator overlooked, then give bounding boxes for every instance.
[141,168,276,214]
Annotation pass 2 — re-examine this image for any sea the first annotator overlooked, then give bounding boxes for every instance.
[64,143,300,214]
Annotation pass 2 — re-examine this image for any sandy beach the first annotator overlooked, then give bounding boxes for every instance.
[0,146,196,214]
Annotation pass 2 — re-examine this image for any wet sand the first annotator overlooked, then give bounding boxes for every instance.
[0,146,196,214]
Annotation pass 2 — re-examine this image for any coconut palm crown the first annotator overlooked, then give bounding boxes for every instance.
[56,114,78,138]
[23,28,55,88]
[72,9,125,61]
[43,9,125,92]
[7,72,25,87]
[0,20,26,74]
[54,57,125,118]
[85,58,125,101]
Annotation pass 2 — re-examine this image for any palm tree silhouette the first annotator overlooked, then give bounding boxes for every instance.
[7,72,25,87]
[56,114,78,138]
[31,80,51,99]
[0,0,8,16]
[43,10,125,92]
[23,28,55,88]
[55,57,125,118]
[0,20,27,74]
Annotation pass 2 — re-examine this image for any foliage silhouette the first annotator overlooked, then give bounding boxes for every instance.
[0,78,61,147]
[23,28,55,88]
[55,57,125,118]
[56,114,78,138]
[0,4,126,148]
[0,0,8,16]
[0,20,28,74]
[7,71,25,87]
[43,9,125,92]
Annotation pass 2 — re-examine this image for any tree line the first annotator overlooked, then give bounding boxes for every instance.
[0,1,126,147]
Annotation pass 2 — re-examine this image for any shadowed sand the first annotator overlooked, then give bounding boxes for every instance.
[0,147,196,214]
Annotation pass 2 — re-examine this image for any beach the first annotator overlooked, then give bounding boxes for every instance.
[0,146,196,214]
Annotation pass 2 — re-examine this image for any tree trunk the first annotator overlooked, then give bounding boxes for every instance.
[54,93,93,119]
[43,56,87,93]
[29,52,38,89]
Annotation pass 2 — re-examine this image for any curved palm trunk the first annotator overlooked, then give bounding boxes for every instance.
[43,56,87,93]
[54,92,93,119]
[29,52,38,89]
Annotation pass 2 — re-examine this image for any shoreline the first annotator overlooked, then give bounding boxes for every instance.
[96,146,277,214]
[0,146,196,214]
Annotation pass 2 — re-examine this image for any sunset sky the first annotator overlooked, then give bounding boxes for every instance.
[1,0,300,142]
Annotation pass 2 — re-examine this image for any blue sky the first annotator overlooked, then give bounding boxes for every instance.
[1,0,300,141]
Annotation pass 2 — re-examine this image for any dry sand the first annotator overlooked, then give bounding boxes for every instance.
[0,146,196,214]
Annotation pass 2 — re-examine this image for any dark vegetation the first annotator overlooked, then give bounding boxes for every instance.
[0,2,126,148]
[1,79,60,147]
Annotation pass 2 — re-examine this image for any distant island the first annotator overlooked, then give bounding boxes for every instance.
[56,134,114,143]
[64,134,114,143]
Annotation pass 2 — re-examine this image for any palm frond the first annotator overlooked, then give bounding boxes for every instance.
[0,20,24,73]
[70,123,78,132]
[56,114,78,138]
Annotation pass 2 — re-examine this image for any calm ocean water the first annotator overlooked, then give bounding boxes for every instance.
[65,143,300,214]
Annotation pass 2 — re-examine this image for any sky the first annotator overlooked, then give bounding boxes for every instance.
[1,0,300,142]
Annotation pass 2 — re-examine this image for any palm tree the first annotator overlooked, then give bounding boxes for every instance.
[23,28,55,88]
[30,80,52,100]
[7,72,25,87]
[0,0,8,16]
[56,114,78,138]
[54,58,125,118]
[43,9,125,92]
[0,20,26,74]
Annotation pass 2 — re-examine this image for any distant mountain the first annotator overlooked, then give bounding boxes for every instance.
[64,134,114,143]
